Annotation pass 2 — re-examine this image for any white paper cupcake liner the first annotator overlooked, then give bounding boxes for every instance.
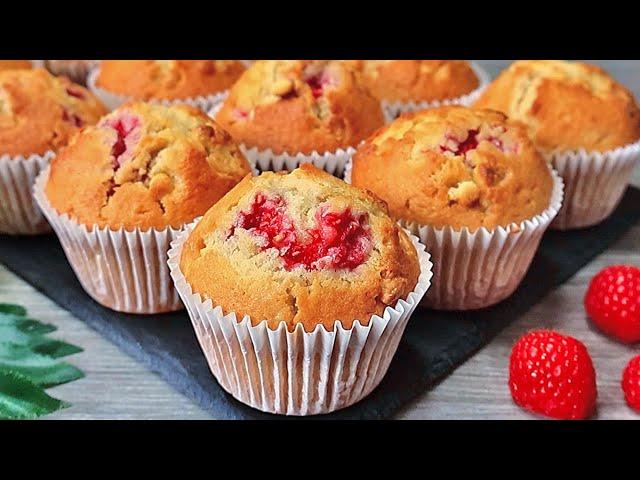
[345,160,564,310]
[546,140,640,230]
[168,221,433,416]
[45,60,100,85]
[381,61,491,123]
[33,167,183,314]
[0,152,54,235]
[87,68,228,113]
[239,144,356,178]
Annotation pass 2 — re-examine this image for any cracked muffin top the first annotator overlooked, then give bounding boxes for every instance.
[0,69,107,156]
[96,60,246,100]
[180,164,420,332]
[348,60,480,103]
[474,60,640,152]
[216,60,384,154]
[351,106,553,231]
[0,60,33,71]
[45,102,251,230]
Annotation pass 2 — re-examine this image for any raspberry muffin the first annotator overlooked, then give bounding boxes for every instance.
[475,60,640,229]
[0,69,106,234]
[215,60,384,176]
[90,60,246,111]
[350,106,563,310]
[348,60,488,121]
[169,164,431,415]
[35,102,251,313]
[0,60,33,71]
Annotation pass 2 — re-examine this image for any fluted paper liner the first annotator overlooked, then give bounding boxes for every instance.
[167,222,433,415]
[381,62,491,123]
[87,68,228,113]
[346,160,564,310]
[33,167,183,314]
[0,152,54,234]
[45,60,99,84]
[546,140,640,230]
[239,145,356,178]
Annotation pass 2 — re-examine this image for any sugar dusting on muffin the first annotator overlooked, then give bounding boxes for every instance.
[216,60,384,155]
[352,106,554,231]
[180,164,419,332]
[45,102,251,230]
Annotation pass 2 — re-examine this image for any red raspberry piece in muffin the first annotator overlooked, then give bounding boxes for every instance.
[216,60,385,155]
[180,164,420,332]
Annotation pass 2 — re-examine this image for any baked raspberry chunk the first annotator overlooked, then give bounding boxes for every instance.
[65,87,85,100]
[305,70,333,99]
[231,193,371,271]
[62,109,84,128]
[440,128,509,156]
[101,113,142,168]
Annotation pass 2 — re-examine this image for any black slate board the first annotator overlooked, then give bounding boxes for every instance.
[1,188,639,419]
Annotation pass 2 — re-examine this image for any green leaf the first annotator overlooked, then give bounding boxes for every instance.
[0,313,57,335]
[0,304,27,316]
[0,371,69,420]
[0,343,84,388]
[28,337,83,358]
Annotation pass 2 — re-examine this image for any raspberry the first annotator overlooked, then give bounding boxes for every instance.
[584,265,640,343]
[101,113,141,169]
[65,87,85,100]
[622,355,640,412]
[231,193,371,271]
[509,330,597,420]
[305,70,333,99]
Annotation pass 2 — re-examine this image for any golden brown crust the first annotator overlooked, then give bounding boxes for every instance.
[0,60,33,71]
[45,102,251,230]
[96,60,246,100]
[474,60,640,152]
[180,164,420,332]
[0,69,107,156]
[351,106,553,231]
[216,60,384,154]
[349,60,479,103]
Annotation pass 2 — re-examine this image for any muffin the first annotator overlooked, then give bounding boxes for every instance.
[35,102,251,313]
[89,60,246,111]
[350,106,563,310]
[44,60,99,85]
[0,69,106,234]
[169,164,432,414]
[0,69,106,157]
[348,60,487,121]
[474,60,640,229]
[0,60,33,71]
[215,60,384,176]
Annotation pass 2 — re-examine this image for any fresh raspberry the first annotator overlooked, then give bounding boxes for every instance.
[509,330,597,420]
[622,355,640,412]
[584,265,640,343]
[231,193,371,271]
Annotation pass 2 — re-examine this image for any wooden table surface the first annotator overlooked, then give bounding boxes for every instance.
[1,60,639,420]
